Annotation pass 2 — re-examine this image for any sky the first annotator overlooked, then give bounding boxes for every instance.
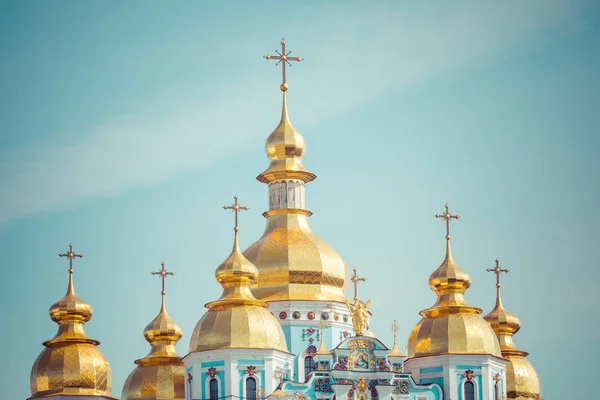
[1,1,599,399]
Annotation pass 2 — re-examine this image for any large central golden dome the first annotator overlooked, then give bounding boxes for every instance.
[407,224,501,359]
[243,91,348,303]
[190,224,289,353]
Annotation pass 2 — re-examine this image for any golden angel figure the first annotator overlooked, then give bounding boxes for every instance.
[346,299,371,336]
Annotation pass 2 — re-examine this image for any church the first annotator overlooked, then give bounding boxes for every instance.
[26,40,542,400]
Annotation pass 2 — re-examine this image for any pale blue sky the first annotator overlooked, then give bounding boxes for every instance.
[1,1,599,399]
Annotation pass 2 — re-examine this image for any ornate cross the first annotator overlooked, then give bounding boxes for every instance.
[59,243,83,274]
[223,195,249,232]
[152,261,174,295]
[264,38,303,91]
[486,258,509,288]
[350,268,366,303]
[435,203,460,240]
[391,320,399,339]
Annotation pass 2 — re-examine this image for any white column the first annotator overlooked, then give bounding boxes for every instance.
[269,180,306,210]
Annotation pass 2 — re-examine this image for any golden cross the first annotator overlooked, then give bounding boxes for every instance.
[58,243,83,274]
[486,258,509,288]
[264,38,303,91]
[350,268,366,303]
[435,203,460,240]
[223,195,249,232]
[152,261,174,295]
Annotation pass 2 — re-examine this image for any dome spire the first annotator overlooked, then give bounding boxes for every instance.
[483,259,524,355]
[30,243,114,399]
[122,262,185,400]
[389,320,405,357]
[406,205,501,359]
[258,39,315,186]
[483,260,543,398]
[210,195,264,309]
[141,261,181,360]
[426,203,477,312]
[189,195,289,352]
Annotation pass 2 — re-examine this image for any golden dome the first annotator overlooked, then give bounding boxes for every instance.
[484,276,542,399]
[190,228,289,353]
[257,92,316,184]
[407,239,501,359]
[30,268,114,398]
[504,355,542,399]
[243,211,348,302]
[483,286,522,352]
[122,273,185,400]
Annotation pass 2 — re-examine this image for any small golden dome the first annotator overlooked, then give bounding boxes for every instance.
[483,287,522,350]
[30,269,114,398]
[257,92,316,184]
[407,240,501,359]
[122,288,185,400]
[190,229,289,353]
[243,212,348,302]
[143,303,183,348]
[484,278,542,399]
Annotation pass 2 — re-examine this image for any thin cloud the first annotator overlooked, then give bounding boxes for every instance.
[0,0,592,224]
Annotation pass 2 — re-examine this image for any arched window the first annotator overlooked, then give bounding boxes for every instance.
[304,356,315,381]
[209,378,218,400]
[246,377,257,400]
[464,381,475,400]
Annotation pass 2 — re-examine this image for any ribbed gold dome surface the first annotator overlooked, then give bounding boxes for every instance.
[190,228,289,353]
[31,343,112,397]
[244,212,348,302]
[122,364,185,400]
[407,238,501,359]
[504,355,542,399]
[484,277,542,399]
[30,267,113,398]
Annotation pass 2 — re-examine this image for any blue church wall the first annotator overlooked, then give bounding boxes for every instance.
[201,361,225,368]
[420,366,443,374]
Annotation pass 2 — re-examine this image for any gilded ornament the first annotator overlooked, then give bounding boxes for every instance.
[30,243,114,399]
[407,205,502,358]
[346,299,371,336]
[189,197,289,353]
[357,378,368,393]
[122,261,185,400]
[483,261,542,399]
